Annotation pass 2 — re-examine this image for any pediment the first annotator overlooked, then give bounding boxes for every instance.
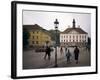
[68,30,79,34]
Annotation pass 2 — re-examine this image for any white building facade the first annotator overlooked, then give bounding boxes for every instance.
[60,19,88,47]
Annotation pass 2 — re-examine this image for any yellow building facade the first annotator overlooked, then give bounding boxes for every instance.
[28,30,51,47]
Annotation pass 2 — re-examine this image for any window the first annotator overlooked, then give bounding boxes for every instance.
[61,36,63,38]
[61,40,63,42]
[82,36,84,38]
[33,36,34,39]
[37,36,38,39]
[36,41,38,44]
[85,35,86,38]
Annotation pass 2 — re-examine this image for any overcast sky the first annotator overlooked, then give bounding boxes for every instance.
[23,10,91,37]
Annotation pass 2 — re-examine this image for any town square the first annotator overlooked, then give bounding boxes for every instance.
[23,11,91,69]
[23,46,90,69]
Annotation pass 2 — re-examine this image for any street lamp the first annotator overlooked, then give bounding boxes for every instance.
[54,19,59,67]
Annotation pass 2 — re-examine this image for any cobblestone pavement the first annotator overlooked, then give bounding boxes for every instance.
[23,47,90,69]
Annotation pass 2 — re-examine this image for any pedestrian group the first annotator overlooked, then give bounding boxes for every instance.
[62,46,80,64]
[44,45,80,64]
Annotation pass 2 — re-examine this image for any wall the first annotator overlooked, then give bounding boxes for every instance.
[0,0,99,80]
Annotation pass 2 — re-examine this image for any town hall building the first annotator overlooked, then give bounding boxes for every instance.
[60,19,88,47]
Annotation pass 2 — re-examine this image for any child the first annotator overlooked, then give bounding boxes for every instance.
[66,49,72,63]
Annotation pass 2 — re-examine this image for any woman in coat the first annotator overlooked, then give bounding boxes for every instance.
[66,49,72,63]
[74,46,80,64]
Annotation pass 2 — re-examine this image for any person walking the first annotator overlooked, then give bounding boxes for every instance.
[74,46,80,64]
[44,46,51,60]
[66,49,72,63]
[60,46,63,55]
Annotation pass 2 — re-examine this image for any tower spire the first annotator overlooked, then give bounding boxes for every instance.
[73,19,76,28]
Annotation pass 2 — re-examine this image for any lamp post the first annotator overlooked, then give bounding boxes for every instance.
[54,19,59,67]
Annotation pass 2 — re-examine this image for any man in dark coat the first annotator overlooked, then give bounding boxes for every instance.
[74,46,80,64]
[44,46,51,60]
